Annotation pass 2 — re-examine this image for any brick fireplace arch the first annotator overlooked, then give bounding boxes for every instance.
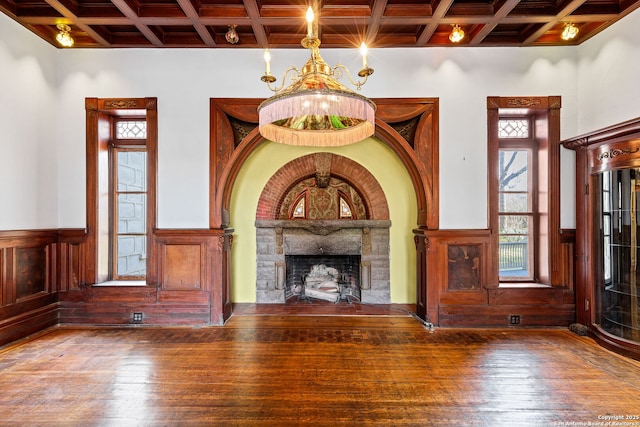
[256,153,389,221]
[254,153,392,304]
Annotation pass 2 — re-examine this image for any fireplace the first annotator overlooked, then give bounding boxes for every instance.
[286,255,361,302]
[256,220,391,304]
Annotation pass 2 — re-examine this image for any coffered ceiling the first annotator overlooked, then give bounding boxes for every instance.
[2,0,639,49]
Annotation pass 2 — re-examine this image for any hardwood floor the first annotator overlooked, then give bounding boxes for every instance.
[1,308,640,426]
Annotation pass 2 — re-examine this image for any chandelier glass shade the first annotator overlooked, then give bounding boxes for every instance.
[561,23,579,41]
[56,24,74,47]
[449,24,465,43]
[258,7,375,147]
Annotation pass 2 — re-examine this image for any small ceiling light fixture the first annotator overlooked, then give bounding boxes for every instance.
[56,24,74,47]
[225,24,239,44]
[449,24,465,43]
[561,23,579,41]
[257,4,375,147]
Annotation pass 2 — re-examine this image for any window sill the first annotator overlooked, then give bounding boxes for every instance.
[93,280,147,287]
[498,282,552,288]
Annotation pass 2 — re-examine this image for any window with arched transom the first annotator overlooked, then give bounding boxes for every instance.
[279,177,367,220]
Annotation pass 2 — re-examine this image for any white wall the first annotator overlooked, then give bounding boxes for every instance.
[12,10,640,232]
[577,8,640,134]
[54,44,582,231]
[0,14,58,230]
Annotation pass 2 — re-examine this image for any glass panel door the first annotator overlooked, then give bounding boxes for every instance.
[596,169,640,342]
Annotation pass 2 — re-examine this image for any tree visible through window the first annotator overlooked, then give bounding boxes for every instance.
[498,118,535,281]
[488,96,561,287]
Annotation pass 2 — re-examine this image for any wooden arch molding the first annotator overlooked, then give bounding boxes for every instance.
[209,98,439,230]
[255,153,390,221]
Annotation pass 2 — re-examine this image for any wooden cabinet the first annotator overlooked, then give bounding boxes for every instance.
[563,119,640,359]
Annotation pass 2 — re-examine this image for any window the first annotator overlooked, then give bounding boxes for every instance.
[281,177,365,220]
[292,194,306,218]
[487,96,562,286]
[498,119,536,281]
[85,98,157,285]
[112,120,148,278]
[339,196,353,219]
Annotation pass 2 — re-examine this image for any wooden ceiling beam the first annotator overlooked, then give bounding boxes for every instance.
[243,0,268,47]
[175,0,216,47]
[469,0,521,46]
[110,0,163,46]
[416,0,455,46]
[3,0,640,48]
[365,0,387,46]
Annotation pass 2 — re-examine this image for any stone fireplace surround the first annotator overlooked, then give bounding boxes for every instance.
[256,220,391,304]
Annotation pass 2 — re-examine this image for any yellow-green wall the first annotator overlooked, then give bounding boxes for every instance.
[229,137,418,303]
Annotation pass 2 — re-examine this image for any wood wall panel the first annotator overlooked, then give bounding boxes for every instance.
[162,244,202,290]
[439,304,576,327]
[415,228,576,327]
[1,248,6,307]
[15,247,47,300]
[488,287,566,305]
[0,230,66,347]
[154,229,233,325]
[58,229,88,292]
[447,244,482,291]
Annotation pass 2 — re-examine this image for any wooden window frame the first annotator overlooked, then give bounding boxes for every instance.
[487,96,562,287]
[85,98,157,285]
[498,129,537,282]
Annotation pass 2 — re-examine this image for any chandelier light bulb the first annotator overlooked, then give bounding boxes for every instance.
[55,24,74,47]
[225,24,239,44]
[561,23,579,41]
[263,49,271,74]
[449,24,465,43]
[360,42,368,69]
[306,7,315,37]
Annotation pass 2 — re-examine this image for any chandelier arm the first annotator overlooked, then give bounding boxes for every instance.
[263,67,303,93]
[331,64,372,90]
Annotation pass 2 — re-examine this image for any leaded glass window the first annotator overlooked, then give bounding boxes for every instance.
[116,121,147,139]
[498,119,529,138]
[292,196,306,218]
[340,197,353,218]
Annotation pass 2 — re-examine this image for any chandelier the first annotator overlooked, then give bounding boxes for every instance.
[258,5,375,146]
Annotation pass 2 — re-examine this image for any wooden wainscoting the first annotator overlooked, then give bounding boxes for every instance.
[0,230,62,346]
[57,229,87,292]
[58,228,233,327]
[415,229,576,327]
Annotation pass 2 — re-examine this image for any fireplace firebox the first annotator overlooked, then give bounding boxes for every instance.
[286,255,361,302]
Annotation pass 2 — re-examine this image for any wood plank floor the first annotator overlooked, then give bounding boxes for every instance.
[1,312,640,426]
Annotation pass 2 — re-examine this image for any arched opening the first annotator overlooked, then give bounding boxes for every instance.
[209,98,438,322]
